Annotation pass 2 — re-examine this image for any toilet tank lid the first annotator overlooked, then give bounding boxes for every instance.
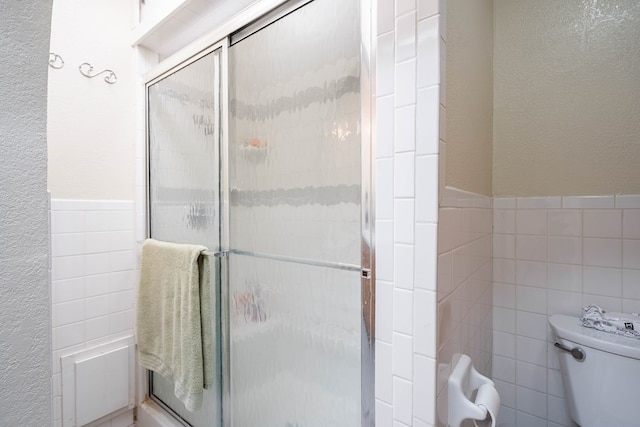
[549,314,640,360]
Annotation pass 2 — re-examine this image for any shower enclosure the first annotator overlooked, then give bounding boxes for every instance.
[145,0,373,425]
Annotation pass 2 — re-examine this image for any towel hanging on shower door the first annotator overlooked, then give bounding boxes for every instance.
[136,238,214,411]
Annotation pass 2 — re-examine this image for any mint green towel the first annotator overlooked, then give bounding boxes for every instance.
[136,239,214,411]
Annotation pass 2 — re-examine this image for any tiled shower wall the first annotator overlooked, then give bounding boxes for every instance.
[492,195,640,427]
[435,188,493,427]
[50,199,136,427]
[374,0,442,426]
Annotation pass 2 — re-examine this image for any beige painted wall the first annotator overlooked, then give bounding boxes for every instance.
[48,0,135,199]
[493,0,640,196]
[445,0,494,196]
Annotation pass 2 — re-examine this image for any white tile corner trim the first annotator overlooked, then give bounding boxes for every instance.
[374,1,443,426]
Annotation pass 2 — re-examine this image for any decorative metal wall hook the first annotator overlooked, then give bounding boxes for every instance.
[49,53,64,69]
[78,62,117,84]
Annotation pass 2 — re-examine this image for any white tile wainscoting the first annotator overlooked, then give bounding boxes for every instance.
[50,199,136,427]
[436,187,494,427]
[492,195,640,427]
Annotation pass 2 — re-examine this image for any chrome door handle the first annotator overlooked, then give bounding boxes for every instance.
[554,342,586,361]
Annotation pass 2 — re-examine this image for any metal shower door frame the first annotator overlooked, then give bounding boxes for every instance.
[141,0,376,424]
[144,42,226,427]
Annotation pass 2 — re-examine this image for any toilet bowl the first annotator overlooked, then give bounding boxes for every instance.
[549,314,640,427]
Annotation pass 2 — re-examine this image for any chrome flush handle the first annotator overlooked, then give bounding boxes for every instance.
[554,342,586,362]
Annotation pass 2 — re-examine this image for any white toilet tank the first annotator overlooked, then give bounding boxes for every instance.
[549,314,640,427]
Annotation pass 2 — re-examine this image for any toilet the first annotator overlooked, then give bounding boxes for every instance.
[549,314,640,427]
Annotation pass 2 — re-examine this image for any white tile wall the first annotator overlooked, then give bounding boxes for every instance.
[436,188,493,427]
[493,195,640,426]
[375,0,441,425]
[50,199,136,427]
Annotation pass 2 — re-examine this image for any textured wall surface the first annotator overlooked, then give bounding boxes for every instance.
[494,0,640,197]
[48,0,135,199]
[445,0,493,196]
[0,1,53,426]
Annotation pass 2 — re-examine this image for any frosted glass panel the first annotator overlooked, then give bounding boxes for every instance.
[147,50,221,426]
[229,254,361,427]
[229,0,361,266]
[228,0,364,425]
[149,51,220,251]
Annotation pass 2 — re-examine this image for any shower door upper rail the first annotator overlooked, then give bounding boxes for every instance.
[229,0,314,45]
[140,0,293,86]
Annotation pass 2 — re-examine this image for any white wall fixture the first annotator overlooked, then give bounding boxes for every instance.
[78,62,117,84]
[49,53,65,69]
[448,354,500,427]
[61,337,135,427]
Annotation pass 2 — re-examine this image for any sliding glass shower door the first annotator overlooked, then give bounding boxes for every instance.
[147,50,222,427]
[228,0,367,425]
[144,0,373,425]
